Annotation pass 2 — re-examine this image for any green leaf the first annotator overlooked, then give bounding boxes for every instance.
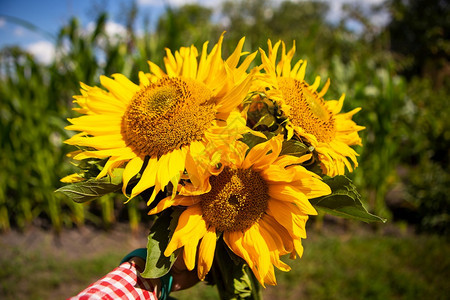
[310,176,386,223]
[240,132,274,151]
[253,114,276,128]
[280,139,312,157]
[55,168,125,203]
[141,208,182,278]
[211,238,262,300]
[73,157,107,180]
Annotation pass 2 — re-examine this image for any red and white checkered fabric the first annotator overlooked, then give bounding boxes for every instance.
[69,262,157,300]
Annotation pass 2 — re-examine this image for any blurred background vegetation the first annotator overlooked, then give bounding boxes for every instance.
[1,0,449,299]
[0,0,449,235]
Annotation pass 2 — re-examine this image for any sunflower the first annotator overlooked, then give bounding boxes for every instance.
[148,136,331,286]
[257,40,365,176]
[64,34,257,203]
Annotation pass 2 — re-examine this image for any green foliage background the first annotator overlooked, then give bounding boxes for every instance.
[0,0,449,234]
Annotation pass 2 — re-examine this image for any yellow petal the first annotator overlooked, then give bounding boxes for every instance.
[67,115,121,131]
[290,59,303,78]
[274,154,312,169]
[251,138,283,170]
[242,136,282,169]
[130,157,158,199]
[309,76,321,92]
[148,195,200,215]
[81,87,127,113]
[289,176,332,199]
[138,71,150,86]
[122,156,144,196]
[297,60,307,82]
[156,153,171,190]
[197,228,217,280]
[317,78,330,98]
[242,225,271,285]
[96,156,126,179]
[260,165,295,183]
[267,200,308,240]
[164,205,206,256]
[111,73,140,95]
[100,75,134,103]
[147,61,166,78]
[259,48,279,86]
[293,239,304,258]
[196,41,210,82]
[60,173,85,183]
[185,141,209,189]
[73,147,133,160]
[224,230,255,271]
[65,134,126,150]
[259,217,288,256]
[268,184,317,215]
[183,239,199,271]
[215,69,253,113]
[259,214,294,253]
[226,37,245,68]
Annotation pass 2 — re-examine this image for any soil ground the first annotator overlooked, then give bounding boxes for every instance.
[1,219,446,300]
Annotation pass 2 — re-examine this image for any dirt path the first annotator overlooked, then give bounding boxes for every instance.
[1,223,149,257]
[0,224,150,299]
[0,219,410,299]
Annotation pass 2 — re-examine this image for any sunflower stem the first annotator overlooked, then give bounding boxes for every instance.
[212,238,262,300]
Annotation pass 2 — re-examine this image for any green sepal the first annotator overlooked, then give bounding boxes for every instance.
[245,93,286,132]
[310,175,386,223]
[72,157,107,180]
[240,133,313,160]
[141,208,182,279]
[240,132,272,150]
[55,168,125,203]
[279,139,312,157]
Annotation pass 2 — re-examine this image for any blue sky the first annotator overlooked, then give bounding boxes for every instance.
[0,0,388,63]
[0,0,170,62]
[0,0,165,46]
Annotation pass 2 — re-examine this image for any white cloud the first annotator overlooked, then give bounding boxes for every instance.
[134,0,390,33]
[26,40,55,65]
[139,0,384,9]
[137,0,158,5]
[137,0,219,7]
[325,0,388,22]
[137,0,388,22]
[104,21,127,37]
[0,18,5,28]
[86,20,127,38]
[14,27,25,37]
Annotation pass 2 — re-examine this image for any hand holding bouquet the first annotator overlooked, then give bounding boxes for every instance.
[59,33,384,299]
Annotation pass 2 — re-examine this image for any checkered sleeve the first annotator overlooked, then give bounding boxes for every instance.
[68,262,157,300]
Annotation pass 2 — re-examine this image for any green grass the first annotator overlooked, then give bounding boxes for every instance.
[267,234,450,300]
[1,226,448,300]
[0,246,123,299]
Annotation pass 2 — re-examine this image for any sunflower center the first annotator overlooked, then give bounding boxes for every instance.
[278,78,336,143]
[122,77,216,157]
[200,167,269,232]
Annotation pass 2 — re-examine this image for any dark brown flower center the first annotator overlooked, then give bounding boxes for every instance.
[122,77,216,157]
[200,167,269,232]
[278,77,336,143]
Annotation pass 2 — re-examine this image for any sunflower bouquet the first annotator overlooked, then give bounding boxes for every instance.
[58,34,384,299]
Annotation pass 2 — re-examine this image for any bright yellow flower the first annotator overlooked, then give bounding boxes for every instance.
[148,136,331,286]
[258,40,365,176]
[60,173,85,183]
[64,34,257,204]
